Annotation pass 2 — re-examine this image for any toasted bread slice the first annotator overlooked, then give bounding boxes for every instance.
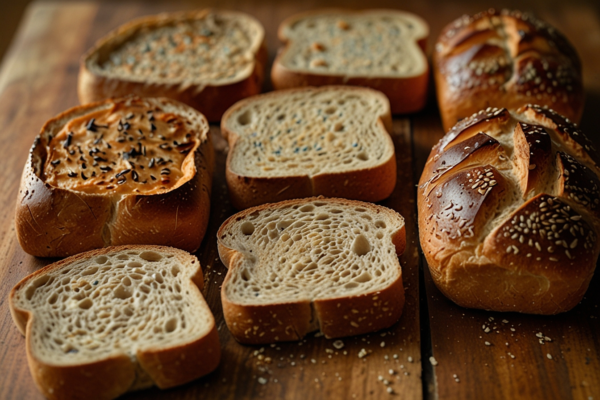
[221,86,396,209]
[79,9,267,122]
[271,9,429,114]
[9,245,220,400]
[217,197,406,344]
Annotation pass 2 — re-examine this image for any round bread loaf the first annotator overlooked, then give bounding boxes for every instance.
[434,9,583,132]
[418,104,600,314]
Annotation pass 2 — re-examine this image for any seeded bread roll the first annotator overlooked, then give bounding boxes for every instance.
[271,9,429,114]
[221,86,396,209]
[79,9,267,122]
[418,105,600,315]
[434,9,584,132]
[9,245,220,400]
[15,96,214,257]
[217,197,406,344]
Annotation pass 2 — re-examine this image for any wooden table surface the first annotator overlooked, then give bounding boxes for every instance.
[0,1,599,399]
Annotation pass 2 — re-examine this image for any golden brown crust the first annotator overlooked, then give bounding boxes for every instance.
[78,10,267,122]
[271,9,429,114]
[9,245,220,399]
[15,97,213,257]
[221,87,397,210]
[434,9,584,131]
[218,197,406,344]
[418,106,600,315]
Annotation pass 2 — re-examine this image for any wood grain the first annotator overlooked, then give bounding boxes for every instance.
[0,1,598,399]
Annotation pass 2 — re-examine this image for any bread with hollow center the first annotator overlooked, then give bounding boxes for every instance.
[15,96,214,257]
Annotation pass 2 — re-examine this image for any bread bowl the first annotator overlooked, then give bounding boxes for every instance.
[15,96,214,257]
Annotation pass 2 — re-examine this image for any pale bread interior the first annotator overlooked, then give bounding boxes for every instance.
[279,11,428,77]
[219,199,404,304]
[89,10,263,85]
[12,248,213,372]
[225,87,394,177]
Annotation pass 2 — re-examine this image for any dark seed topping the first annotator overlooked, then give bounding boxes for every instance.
[82,163,87,169]
[100,166,112,172]
[68,171,77,178]
[63,132,73,148]
[93,134,104,145]
[149,158,155,168]
[159,143,172,150]
[116,136,126,143]
[115,169,131,178]
[132,170,139,182]
[93,156,107,162]
[151,123,156,131]
[161,168,171,175]
[51,160,61,166]
[126,113,134,120]
[117,178,126,185]
[81,172,88,180]
[150,175,157,180]
[123,122,131,131]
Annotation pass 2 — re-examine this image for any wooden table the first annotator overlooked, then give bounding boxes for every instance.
[0,1,599,399]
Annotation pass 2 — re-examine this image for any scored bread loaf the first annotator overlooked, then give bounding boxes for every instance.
[434,9,584,132]
[221,86,396,209]
[15,96,214,257]
[79,9,267,122]
[418,104,600,314]
[217,197,406,344]
[9,245,220,400]
[271,9,429,114]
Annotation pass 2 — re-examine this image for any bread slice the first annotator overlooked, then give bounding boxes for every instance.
[217,197,406,344]
[221,86,396,209]
[15,96,214,257]
[79,9,267,122]
[9,245,220,400]
[271,9,429,114]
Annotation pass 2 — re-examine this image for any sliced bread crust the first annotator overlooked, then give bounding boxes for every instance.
[79,9,267,122]
[9,245,220,400]
[217,197,406,344]
[271,9,429,114]
[15,96,214,257]
[221,86,397,209]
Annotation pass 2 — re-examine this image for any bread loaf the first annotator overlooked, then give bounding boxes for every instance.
[9,245,220,400]
[15,96,214,257]
[217,197,406,344]
[434,9,584,132]
[418,105,600,314]
[221,86,396,209]
[271,9,429,114]
[79,9,267,122]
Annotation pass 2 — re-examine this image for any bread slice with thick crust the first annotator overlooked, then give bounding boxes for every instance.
[79,9,267,122]
[418,105,600,314]
[15,96,214,257]
[217,197,406,344]
[9,245,220,400]
[221,86,396,209]
[271,9,429,114]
